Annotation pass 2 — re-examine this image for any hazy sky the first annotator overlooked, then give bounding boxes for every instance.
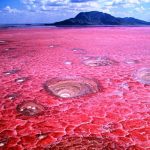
[0,0,150,24]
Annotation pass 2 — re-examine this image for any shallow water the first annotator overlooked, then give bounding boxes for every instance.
[0,27,150,149]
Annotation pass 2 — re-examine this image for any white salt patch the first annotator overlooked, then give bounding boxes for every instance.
[0,40,6,43]
[27,106,32,109]
[0,143,5,147]
[16,79,24,83]
[49,45,54,48]
[64,61,72,65]
[124,59,139,64]
[60,93,71,98]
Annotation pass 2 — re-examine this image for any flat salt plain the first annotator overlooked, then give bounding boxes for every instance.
[0,27,150,149]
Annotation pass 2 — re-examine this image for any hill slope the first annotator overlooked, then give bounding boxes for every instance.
[52,11,150,26]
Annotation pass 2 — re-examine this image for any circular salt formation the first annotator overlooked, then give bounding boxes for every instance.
[49,45,54,48]
[134,68,150,85]
[124,59,139,64]
[0,40,6,44]
[44,77,100,98]
[5,93,19,100]
[72,48,87,54]
[64,61,73,65]
[83,56,118,67]
[16,101,44,116]
[0,138,7,148]
[15,77,29,83]
[3,69,20,75]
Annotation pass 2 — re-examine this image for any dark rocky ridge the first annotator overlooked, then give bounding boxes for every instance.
[51,11,150,26]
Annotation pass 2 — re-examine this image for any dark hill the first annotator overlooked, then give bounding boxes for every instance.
[51,11,150,26]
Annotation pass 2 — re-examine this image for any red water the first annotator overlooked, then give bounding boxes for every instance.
[0,27,150,150]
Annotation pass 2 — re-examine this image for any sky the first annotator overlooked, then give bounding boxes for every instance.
[0,0,150,24]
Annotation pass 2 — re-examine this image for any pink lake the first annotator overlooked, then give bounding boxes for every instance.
[0,27,150,150]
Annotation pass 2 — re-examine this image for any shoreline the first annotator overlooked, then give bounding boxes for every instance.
[0,24,150,29]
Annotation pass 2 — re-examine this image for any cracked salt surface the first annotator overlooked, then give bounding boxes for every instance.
[0,27,149,149]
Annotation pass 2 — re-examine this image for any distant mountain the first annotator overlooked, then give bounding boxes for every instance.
[51,11,150,26]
